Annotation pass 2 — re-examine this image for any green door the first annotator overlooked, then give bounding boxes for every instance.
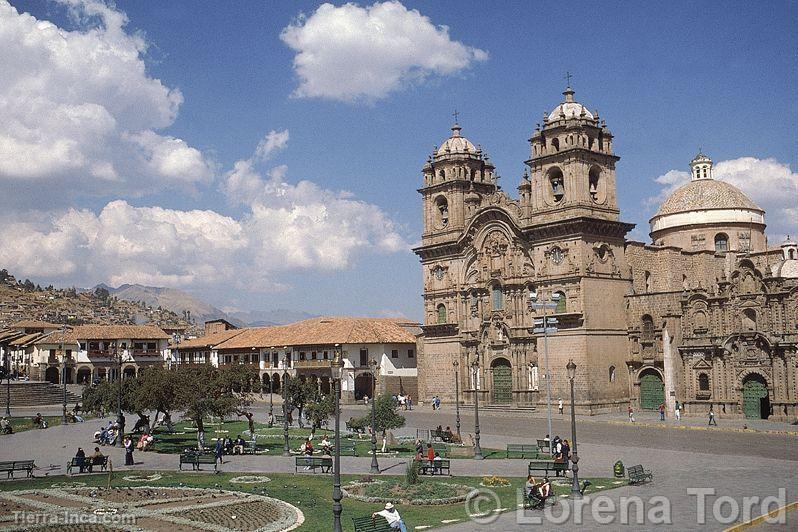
[640,373,664,410]
[492,365,512,404]
[742,378,768,419]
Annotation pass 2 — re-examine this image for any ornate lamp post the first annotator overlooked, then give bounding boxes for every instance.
[566,359,581,498]
[452,360,461,436]
[60,326,68,424]
[529,289,560,453]
[368,358,380,474]
[331,345,344,532]
[268,347,274,422]
[5,348,10,416]
[113,341,125,447]
[472,357,482,460]
[282,350,291,457]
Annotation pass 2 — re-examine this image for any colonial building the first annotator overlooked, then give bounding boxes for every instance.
[414,86,798,420]
[172,317,420,404]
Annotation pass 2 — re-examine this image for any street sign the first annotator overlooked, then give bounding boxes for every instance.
[534,318,558,327]
[533,327,558,334]
[530,302,558,310]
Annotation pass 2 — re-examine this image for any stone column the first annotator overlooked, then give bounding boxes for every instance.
[662,326,676,415]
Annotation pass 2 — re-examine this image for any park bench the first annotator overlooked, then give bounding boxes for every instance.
[506,444,541,459]
[335,441,357,456]
[0,460,35,479]
[431,429,454,443]
[178,452,217,472]
[352,515,393,532]
[274,414,285,425]
[527,460,568,476]
[416,458,451,476]
[239,440,258,455]
[627,464,653,484]
[295,456,332,473]
[431,442,448,458]
[536,439,551,453]
[67,456,108,474]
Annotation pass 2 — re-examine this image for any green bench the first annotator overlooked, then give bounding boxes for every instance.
[527,460,568,476]
[335,441,357,456]
[431,442,448,458]
[0,460,35,478]
[352,515,393,532]
[431,429,454,442]
[536,439,551,453]
[295,456,332,473]
[627,464,653,484]
[506,444,541,459]
[179,452,217,472]
[416,458,451,476]
[243,440,258,454]
[67,456,108,474]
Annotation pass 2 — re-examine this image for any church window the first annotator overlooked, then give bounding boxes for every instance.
[742,308,757,331]
[438,169,445,181]
[529,365,539,390]
[641,315,654,342]
[547,167,565,202]
[492,285,504,310]
[789,249,796,260]
[435,196,449,227]
[609,365,616,383]
[551,138,560,152]
[698,373,710,391]
[714,233,729,253]
[436,304,447,324]
[553,291,566,313]
[588,166,601,201]
[644,271,652,293]
[683,274,688,290]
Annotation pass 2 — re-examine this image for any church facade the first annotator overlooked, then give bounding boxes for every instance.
[414,87,798,420]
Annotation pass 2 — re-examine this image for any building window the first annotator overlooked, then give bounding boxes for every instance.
[609,365,616,383]
[641,315,654,342]
[492,285,504,310]
[435,196,449,227]
[715,233,729,252]
[742,308,757,331]
[407,349,414,358]
[548,166,565,202]
[698,373,710,391]
[391,349,398,359]
[436,304,447,324]
[554,291,566,313]
[644,271,652,293]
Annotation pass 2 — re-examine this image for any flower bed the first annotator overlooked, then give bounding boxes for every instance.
[342,480,474,506]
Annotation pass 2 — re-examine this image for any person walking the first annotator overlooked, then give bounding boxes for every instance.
[658,403,666,421]
[372,502,407,532]
[123,436,134,465]
[558,398,564,415]
[708,406,717,426]
[215,438,224,464]
[675,400,681,421]
[628,405,635,423]
[407,395,412,411]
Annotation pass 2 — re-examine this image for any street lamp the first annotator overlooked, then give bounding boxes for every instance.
[368,358,380,474]
[4,347,10,417]
[472,357,482,460]
[529,289,560,454]
[60,325,67,424]
[566,359,581,498]
[331,345,344,532]
[113,341,125,447]
[282,349,290,457]
[269,347,275,422]
[452,360,461,437]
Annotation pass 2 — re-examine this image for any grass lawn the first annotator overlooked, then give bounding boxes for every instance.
[4,414,95,434]
[152,420,514,459]
[0,470,622,531]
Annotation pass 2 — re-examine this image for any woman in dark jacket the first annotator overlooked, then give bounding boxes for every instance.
[560,439,571,477]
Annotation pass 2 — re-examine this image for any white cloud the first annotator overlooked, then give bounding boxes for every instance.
[255,129,290,160]
[0,129,410,291]
[280,1,488,102]
[648,156,798,239]
[0,0,212,201]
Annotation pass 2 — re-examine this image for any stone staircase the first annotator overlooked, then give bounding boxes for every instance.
[1,381,83,407]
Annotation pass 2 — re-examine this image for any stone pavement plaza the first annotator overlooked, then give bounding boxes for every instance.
[1,404,796,531]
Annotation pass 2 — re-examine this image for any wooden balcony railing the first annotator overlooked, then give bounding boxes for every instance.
[294,359,332,369]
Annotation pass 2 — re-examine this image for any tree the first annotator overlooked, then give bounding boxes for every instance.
[304,393,335,429]
[134,366,182,430]
[356,394,406,434]
[81,378,139,416]
[283,377,323,427]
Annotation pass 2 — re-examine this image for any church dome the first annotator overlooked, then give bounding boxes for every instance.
[653,178,762,217]
[436,124,477,157]
[548,86,594,121]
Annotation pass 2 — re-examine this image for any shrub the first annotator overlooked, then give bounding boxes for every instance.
[405,459,420,485]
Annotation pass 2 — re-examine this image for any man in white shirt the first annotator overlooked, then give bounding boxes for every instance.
[373,502,407,532]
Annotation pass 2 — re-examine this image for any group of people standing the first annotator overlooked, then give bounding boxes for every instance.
[543,434,571,476]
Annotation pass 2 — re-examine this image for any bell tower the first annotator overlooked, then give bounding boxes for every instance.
[420,122,496,246]
[525,86,620,223]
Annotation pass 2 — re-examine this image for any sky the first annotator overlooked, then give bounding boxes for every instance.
[1,0,796,321]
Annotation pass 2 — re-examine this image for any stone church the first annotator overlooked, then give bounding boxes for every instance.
[414,86,798,420]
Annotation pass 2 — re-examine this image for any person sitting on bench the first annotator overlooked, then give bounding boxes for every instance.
[1,416,12,434]
[433,452,443,474]
[232,435,246,455]
[372,502,407,532]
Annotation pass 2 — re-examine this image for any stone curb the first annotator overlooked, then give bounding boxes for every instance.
[723,499,798,531]
[601,419,798,436]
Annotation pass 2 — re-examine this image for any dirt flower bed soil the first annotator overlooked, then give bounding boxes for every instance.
[343,480,474,506]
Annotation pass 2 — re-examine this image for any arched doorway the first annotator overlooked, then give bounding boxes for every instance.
[354,373,374,401]
[44,367,59,384]
[491,358,512,404]
[262,373,271,392]
[320,375,331,395]
[77,367,92,385]
[64,367,73,384]
[742,374,770,419]
[123,366,136,379]
[639,369,664,410]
